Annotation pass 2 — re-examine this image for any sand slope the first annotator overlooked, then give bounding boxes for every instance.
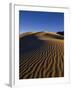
[19,32,64,79]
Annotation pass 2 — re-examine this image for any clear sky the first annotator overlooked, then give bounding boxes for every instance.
[19,10,64,34]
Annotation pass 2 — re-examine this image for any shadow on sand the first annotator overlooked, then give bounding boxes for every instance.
[19,34,44,57]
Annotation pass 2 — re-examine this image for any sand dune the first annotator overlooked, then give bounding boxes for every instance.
[19,32,64,79]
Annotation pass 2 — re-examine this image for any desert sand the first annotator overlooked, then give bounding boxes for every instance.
[19,32,64,79]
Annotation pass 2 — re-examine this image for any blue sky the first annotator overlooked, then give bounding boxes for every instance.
[19,11,64,34]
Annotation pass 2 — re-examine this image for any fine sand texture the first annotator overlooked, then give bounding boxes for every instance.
[19,32,64,79]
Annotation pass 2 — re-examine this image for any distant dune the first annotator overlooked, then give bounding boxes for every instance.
[19,32,64,79]
[57,31,64,35]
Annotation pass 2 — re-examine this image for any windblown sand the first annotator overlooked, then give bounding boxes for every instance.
[19,32,64,79]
